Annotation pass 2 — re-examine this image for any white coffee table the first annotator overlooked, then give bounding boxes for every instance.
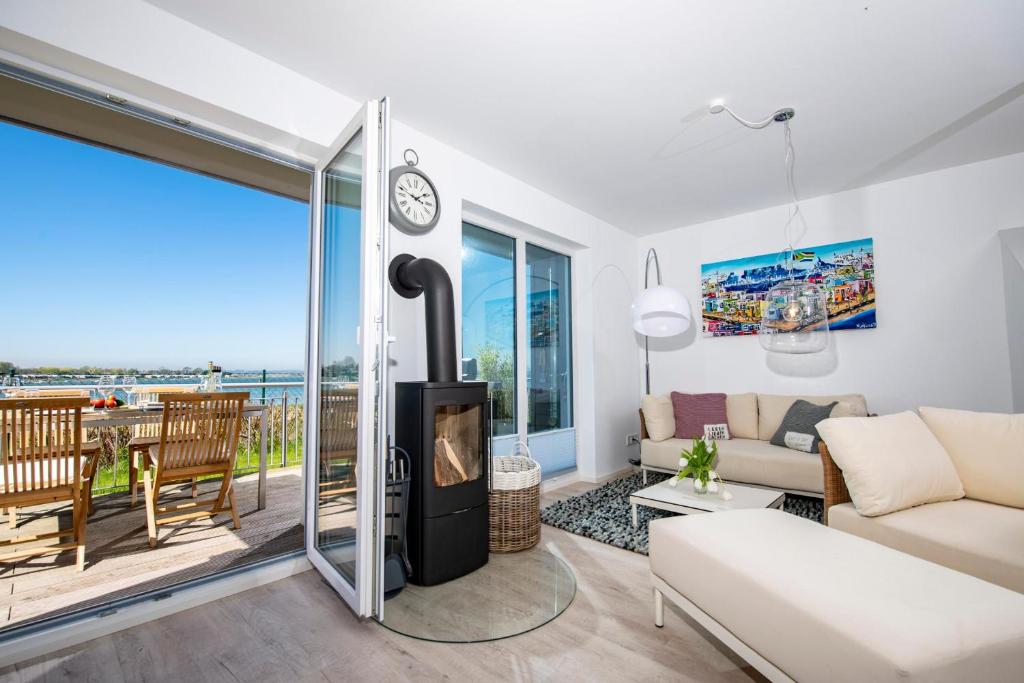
[629,478,785,527]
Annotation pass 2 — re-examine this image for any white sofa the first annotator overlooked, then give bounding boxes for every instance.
[650,509,1024,682]
[640,393,868,496]
[819,407,1024,593]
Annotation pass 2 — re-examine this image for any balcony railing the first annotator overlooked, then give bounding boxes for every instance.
[3,381,305,497]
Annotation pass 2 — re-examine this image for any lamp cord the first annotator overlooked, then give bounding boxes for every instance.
[713,104,807,277]
[713,104,780,130]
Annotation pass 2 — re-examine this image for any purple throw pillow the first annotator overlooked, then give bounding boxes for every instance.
[670,392,729,439]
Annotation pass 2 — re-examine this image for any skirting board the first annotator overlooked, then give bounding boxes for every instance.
[651,574,794,683]
[0,554,311,669]
[541,465,634,494]
[640,464,824,499]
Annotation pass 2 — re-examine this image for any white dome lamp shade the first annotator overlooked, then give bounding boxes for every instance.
[633,249,691,394]
[632,285,691,337]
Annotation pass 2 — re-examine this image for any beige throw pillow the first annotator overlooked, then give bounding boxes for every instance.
[817,411,964,517]
[919,407,1024,509]
[725,393,758,440]
[641,395,675,442]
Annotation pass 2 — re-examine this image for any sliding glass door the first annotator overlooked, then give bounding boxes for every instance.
[460,223,575,473]
[526,245,574,474]
[305,100,389,618]
[461,224,517,453]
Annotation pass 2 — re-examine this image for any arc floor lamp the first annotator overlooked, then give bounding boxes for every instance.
[632,248,691,394]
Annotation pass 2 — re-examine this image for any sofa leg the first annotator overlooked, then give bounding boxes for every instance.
[643,469,648,485]
[653,587,664,628]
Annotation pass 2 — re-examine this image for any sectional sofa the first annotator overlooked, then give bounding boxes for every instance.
[818,407,1024,593]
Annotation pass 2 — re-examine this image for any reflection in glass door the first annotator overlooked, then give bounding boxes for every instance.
[305,100,389,618]
[461,223,517,452]
[526,244,574,474]
[460,225,576,473]
[315,129,363,585]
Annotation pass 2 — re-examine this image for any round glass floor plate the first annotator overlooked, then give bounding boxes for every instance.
[377,547,576,643]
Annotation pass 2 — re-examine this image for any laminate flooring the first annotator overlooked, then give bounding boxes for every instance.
[0,478,764,683]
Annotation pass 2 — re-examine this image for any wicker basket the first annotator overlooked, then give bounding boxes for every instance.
[488,450,541,553]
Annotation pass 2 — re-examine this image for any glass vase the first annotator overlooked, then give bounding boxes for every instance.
[692,476,709,495]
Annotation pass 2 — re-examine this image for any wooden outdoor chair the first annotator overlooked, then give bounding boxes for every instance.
[139,392,246,547]
[128,385,199,508]
[4,392,100,521]
[319,386,358,498]
[0,397,91,571]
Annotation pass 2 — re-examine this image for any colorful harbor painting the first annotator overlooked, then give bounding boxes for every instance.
[701,237,876,337]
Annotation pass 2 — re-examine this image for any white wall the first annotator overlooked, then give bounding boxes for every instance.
[1001,226,1024,411]
[638,152,1024,415]
[0,0,641,480]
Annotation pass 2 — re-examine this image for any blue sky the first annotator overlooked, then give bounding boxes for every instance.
[0,121,310,370]
[701,238,873,280]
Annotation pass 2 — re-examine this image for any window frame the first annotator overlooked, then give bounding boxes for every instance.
[459,215,579,474]
[0,59,315,652]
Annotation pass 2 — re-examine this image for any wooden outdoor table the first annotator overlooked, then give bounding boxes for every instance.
[81,403,271,510]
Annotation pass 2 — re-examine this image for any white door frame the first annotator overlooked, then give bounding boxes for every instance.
[303,98,390,618]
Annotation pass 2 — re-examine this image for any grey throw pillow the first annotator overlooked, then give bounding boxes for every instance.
[770,400,838,453]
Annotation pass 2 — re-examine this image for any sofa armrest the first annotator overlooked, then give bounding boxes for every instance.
[639,409,649,441]
[819,443,851,526]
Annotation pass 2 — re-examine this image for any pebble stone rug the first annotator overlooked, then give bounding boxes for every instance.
[540,471,823,555]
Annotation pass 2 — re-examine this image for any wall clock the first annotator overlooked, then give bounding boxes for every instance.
[389,148,440,234]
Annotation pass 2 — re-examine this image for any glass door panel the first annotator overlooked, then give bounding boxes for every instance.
[461,223,517,441]
[315,129,363,585]
[306,100,388,618]
[526,243,575,474]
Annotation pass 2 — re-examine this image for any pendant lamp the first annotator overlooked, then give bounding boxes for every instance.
[710,102,830,355]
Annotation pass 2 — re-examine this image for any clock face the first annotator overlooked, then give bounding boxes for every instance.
[393,171,437,226]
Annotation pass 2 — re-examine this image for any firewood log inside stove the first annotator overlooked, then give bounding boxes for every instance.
[434,437,469,486]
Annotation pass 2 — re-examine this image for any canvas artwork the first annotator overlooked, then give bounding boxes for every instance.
[701,237,876,337]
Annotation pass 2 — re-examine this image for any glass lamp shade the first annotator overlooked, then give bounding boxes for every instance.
[758,279,830,354]
[632,285,692,337]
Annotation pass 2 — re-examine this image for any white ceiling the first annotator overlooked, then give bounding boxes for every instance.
[143,0,1024,235]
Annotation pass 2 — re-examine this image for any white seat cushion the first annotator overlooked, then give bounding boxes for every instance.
[641,437,823,493]
[650,509,1024,682]
[919,407,1024,508]
[828,499,1024,593]
[817,411,964,516]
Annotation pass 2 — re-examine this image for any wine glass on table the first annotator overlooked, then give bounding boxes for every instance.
[97,375,116,409]
[122,375,137,406]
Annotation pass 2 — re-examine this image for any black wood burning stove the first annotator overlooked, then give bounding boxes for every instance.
[390,254,489,586]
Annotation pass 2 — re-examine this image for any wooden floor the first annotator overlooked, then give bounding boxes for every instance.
[0,479,763,682]
[0,468,305,629]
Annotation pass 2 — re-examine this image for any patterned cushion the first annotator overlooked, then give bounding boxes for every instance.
[670,392,728,439]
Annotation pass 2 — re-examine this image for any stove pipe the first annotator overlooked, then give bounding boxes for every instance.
[388,254,458,383]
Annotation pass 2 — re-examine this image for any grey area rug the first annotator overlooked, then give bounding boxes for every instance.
[541,471,823,555]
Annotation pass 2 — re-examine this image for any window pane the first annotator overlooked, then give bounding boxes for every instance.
[461,223,516,437]
[526,244,573,434]
[317,130,364,585]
